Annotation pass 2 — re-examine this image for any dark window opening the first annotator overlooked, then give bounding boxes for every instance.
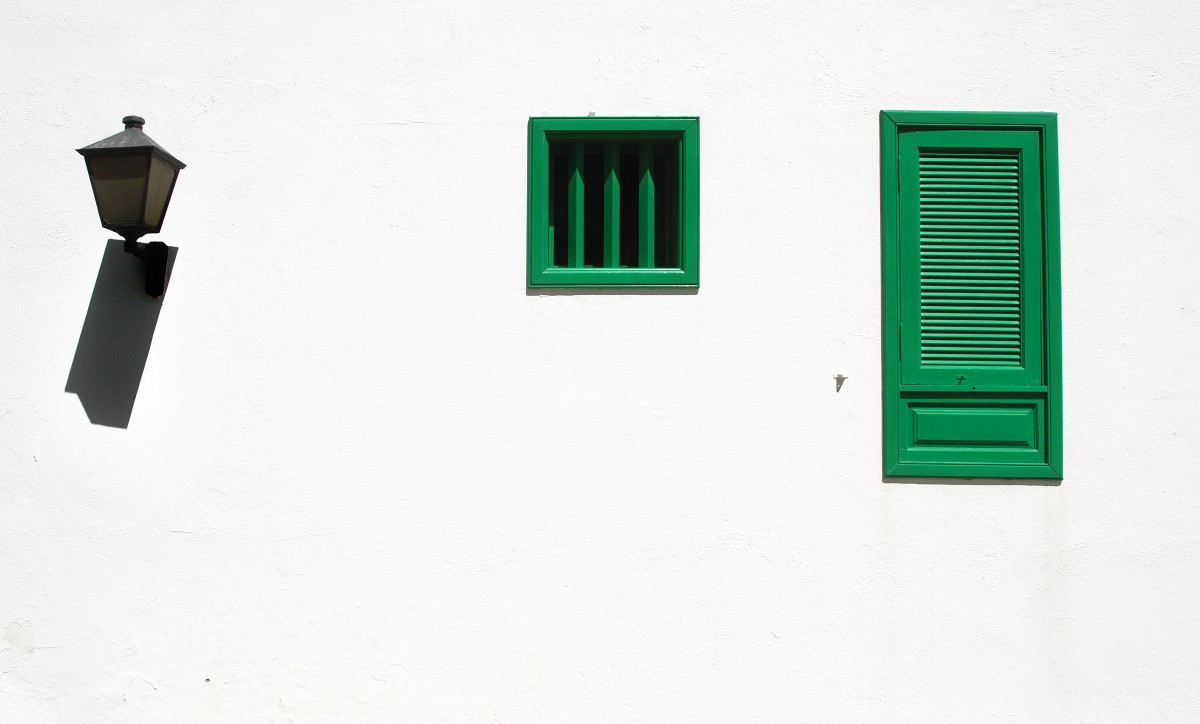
[583,144,604,268]
[619,144,639,268]
[548,138,681,270]
[550,147,567,268]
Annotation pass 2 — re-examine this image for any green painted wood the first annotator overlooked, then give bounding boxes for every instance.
[671,137,683,269]
[897,393,1047,467]
[527,121,550,280]
[566,142,584,268]
[531,117,697,134]
[527,117,698,288]
[638,142,655,269]
[534,268,694,285]
[881,111,1061,479]
[1041,116,1064,477]
[910,402,1039,448]
[898,129,1042,388]
[680,125,699,283]
[603,143,620,268]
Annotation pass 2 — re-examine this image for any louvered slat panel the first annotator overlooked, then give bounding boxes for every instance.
[919,150,1021,367]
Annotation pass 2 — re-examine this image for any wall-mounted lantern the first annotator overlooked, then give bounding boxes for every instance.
[78,116,186,297]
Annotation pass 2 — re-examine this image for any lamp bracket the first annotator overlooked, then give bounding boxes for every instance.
[123,239,169,297]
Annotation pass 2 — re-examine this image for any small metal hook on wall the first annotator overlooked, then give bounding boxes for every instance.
[834,374,848,392]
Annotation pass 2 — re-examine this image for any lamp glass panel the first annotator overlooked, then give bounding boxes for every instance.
[87,154,149,225]
[144,156,178,228]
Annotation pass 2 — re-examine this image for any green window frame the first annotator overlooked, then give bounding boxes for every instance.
[527,117,699,288]
[881,110,1062,479]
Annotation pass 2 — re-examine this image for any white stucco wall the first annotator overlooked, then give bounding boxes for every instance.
[3,0,1200,720]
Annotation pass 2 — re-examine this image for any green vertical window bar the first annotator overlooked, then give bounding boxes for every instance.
[638,141,655,268]
[603,143,620,268]
[567,142,585,267]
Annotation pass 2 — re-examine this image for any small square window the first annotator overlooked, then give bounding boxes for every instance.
[527,117,699,288]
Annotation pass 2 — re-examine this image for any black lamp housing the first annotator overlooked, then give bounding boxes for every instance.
[78,116,186,296]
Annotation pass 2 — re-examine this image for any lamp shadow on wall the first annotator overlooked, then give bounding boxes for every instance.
[65,239,177,428]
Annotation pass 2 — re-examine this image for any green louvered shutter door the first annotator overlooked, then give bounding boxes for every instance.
[894,128,1050,473]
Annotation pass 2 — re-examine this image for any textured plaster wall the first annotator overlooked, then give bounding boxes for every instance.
[2,0,1200,721]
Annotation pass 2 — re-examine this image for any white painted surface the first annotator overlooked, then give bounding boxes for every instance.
[2,0,1200,720]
